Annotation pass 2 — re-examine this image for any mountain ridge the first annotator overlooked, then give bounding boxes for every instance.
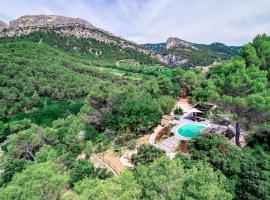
[9,15,95,29]
[0,15,153,56]
[0,15,240,67]
[143,37,241,66]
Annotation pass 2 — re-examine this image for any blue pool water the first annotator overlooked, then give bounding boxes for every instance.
[177,123,207,138]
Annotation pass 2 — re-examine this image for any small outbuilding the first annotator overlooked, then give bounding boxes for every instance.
[188,108,205,121]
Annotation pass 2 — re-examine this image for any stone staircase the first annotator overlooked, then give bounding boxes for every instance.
[154,136,180,156]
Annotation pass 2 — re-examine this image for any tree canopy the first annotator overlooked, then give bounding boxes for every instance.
[0,29,270,200]
[0,162,69,200]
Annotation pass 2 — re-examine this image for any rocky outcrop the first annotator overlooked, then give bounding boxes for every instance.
[1,15,110,39]
[0,20,8,31]
[166,37,198,50]
[9,15,95,29]
[144,37,240,67]
[157,54,188,66]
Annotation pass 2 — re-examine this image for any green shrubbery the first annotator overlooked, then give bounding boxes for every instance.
[0,31,270,200]
[174,107,183,115]
[189,134,270,199]
[131,144,165,165]
[69,159,112,186]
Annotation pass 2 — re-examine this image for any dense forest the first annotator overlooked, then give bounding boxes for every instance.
[0,30,269,200]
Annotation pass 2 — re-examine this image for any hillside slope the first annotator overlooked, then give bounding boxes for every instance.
[0,36,175,126]
[0,14,269,200]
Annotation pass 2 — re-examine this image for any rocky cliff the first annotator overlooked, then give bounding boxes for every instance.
[157,54,188,66]
[0,20,8,31]
[9,15,94,29]
[0,15,117,42]
[166,37,198,50]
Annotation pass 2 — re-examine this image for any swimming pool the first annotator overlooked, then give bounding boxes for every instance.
[177,123,207,138]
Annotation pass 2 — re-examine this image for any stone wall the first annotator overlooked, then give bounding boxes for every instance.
[154,124,173,143]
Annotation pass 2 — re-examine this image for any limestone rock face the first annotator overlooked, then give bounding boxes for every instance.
[166,37,198,50]
[0,20,8,31]
[157,54,188,66]
[0,15,127,46]
[0,15,117,40]
[9,15,95,29]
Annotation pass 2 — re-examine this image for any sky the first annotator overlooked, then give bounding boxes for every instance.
[0,0,270,45]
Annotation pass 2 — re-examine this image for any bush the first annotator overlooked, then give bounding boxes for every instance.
[104,88,162,136]
[103,129,116,140]
[84,124,99,141]
[96,168,113,179]
[189,133,241,177]
[69,159,95,185]
[114,135,125,145]
[113,145,122,155]
[131,144,165,165]
[157,96,175,115]
[174,107,183,115]
[127,139,137,150]
[95,143,106,153]
[0,158,28,185]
